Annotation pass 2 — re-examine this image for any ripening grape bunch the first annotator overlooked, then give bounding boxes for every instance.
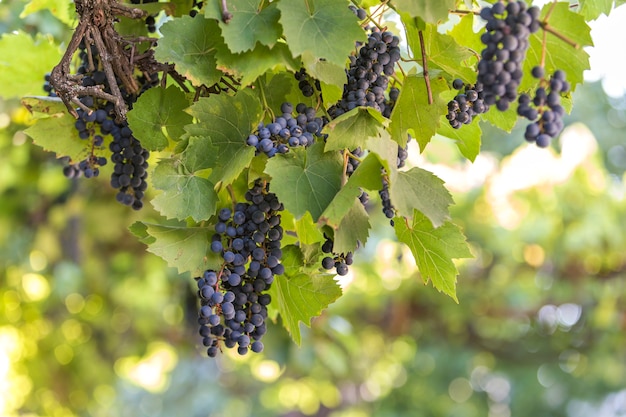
[321,235,353,277]
[46,39,157,210]
[294,68,320,98]
[330,29,401,118]
[247,102,327,157]
[477,0,541,111]
[109,123,150,210]
[518,66,570,148]
[446,79,489,128]
[196,180,284,357]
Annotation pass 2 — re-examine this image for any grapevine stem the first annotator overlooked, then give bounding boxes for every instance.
[544,0,558,22]
[540,0,580,49]
[540,23,580,49]
[255,78,274,120]
[346,150,363,162]
[220,0,233,23]
[226,184,237,208]
[449,9,480,16]
[418,30,433,105]
[220,77,238,93]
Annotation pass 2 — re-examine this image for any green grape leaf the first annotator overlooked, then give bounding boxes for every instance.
[261,73,297,115]
[323,107,389,152]
[333,199,370,254]
[524,3,592,91]
[301,52,348,90]
[21,0,75,26]
[140,223,221,276]
[22,97,106,162]
[154,16,224,87]
[405,23,476,82]
[437,116,482,162]
[448,13,483,59]
[268,245,342,345]
[390,167,453,227]
[216,42,299,87]
[129,221,151,243]
[278,0,366,68]
[264,142,343,220]
[127,85,193,151]
[389,75,448,150]
[578,0,613,20]
[205,0,281,53]
[394,211,473,302]
[150,157,218,222]
[321,153,383,226]
[319,81,343,107]
[392,0,455,23]
[0,32,62,99]
[185,90,262,186]
[295,211,325,245]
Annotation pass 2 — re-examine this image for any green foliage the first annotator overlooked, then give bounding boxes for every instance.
[265,143,343,220]
[390,75,448,149]
[277,0,366,69]
[127,86,193,152]
[394,210,472,301]
[12,0,616,349]
[268,245,342,345]
[0,32,61,98]
[206,0,282,52]
[154,16,224,87]
[3,1,626,415]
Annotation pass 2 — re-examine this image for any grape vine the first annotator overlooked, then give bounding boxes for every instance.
[20,0,594,357]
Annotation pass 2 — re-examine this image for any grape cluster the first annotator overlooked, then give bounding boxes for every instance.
[321,236,353,276]
[477,1,540,111]
[197,180,284,357]
[247,102,326,157]
[330,30,401,118]
[517,67,569,148]
[46,40,156,209]
[446,79,489,128]
[109,123,150,209]
[294,68,320,98]
[63,106,111,178]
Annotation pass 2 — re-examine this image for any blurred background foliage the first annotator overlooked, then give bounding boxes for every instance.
[1,1,625,417]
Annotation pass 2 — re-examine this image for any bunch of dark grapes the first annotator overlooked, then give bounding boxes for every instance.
[321,235,353,276]
[64,106,110,178]
[46,40,157,209]
[517,67,569,148]
[247,102,326,157]
[446,79,489,128]
[294,68,320,98]
[196,180,284,357]
[329,29,401,118]
[109,123,150,209]
[477,1,540,111]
